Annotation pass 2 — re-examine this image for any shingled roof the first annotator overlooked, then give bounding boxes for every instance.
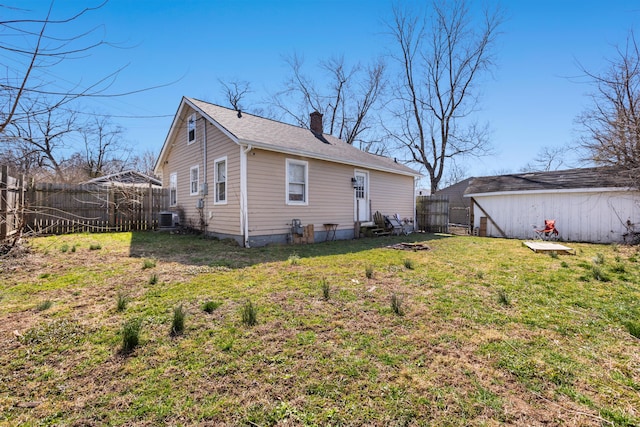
[181,97,419,177]
[464,167,636,195]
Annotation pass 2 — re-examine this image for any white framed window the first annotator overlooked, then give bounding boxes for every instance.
[286,159,308,205]
[214,156,227,204]
[169,172,177,206]
[187,113,196,144]
[190,165,199,196]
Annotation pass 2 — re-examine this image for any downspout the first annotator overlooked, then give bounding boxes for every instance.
[202,119,207,188]
[413,176,418,232]
[240,144,252,247]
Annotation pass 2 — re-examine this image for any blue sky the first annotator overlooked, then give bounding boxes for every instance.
[10,0,640,182]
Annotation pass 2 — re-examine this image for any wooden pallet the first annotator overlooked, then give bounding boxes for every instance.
[523,241,575,255]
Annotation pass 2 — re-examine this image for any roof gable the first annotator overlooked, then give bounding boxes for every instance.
[465,167,636,195]
[156,97,420,177]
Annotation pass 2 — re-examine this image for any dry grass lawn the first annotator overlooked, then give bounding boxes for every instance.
[1,232,639,426]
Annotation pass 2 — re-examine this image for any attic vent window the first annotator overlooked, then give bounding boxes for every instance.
[187,113,196,144]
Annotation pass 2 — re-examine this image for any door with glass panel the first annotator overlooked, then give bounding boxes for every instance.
[354,171,369,222]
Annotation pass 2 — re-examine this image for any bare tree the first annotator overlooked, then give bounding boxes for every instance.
[1,1,175,140]
[0,2,114,133]
[272,54,387,151]
[3,97,78,181]
[80,115,129,178]
[219,79,252,112]
[130,149,159,177]
[385,0,503,192]
[575,31,640,185]
[520,145,572,172]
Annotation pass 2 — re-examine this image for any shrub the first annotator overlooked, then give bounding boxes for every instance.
[203,300,222,313]
[121,318,141,354]
[71,245,77,253]
[142,259,156,269]
[403,258,415,269]
[625,321,640,339]
[391,292,404,316]
[593,253,605,265]
[497,289,511,307]
[241,300,257,326]
[611,263,626,273]
[320,278,330,300]
[365,265,374,279]
[548,251,558,259]
[148,274,158,285]
[288,253,300,266]
[60,244,69,253]
[116,293,128,312]
[171,304,186,336]
[37,300,53,311]
[89,243,101,251]
[590,265,611,282]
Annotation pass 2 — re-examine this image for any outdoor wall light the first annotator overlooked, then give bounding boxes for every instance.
[351,177,358,187]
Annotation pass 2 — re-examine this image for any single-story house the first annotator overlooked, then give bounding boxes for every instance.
[154,97,420,247]
[464,167,640,243]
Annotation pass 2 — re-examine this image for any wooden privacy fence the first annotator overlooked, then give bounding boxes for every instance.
[26,183,168,235]
[1,166,168,240]
[416,195,449,233]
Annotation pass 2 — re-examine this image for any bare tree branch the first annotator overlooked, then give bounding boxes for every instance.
[271,53,387,150]
[575,30,640,187]
[385,0,503,191]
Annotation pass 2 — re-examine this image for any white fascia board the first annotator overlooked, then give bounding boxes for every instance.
[464,187,633,198]
[154,99,189,176]
[237,138,421,178]
[184,98,240,144]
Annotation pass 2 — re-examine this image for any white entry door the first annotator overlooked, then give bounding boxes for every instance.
[354,171,369,222]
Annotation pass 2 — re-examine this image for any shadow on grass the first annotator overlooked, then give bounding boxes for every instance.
[129,231,452,269]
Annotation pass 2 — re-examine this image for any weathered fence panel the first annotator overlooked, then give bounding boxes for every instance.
[416,195,449,233]
[1,166,168,239]
[25,183,168,234]
[0,165,25,240]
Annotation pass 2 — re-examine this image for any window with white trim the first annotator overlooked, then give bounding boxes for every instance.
[214,157,227,204]
[190,165,199,196]
[286,159,308,205]
[169,172,177,206]
[187,113,196,144]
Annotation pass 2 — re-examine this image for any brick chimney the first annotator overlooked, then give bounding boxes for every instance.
[310,111,323,134]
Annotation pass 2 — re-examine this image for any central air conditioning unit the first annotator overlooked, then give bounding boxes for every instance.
[158,211,180,228]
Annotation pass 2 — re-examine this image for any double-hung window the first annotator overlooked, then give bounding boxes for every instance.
[169,172,177,206]
[286,159,308,205]
[214,157,227,204]
[190,165,199,196]
[187,113,196,144]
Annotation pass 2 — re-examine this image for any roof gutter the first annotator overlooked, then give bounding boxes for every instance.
[464,186,635,198]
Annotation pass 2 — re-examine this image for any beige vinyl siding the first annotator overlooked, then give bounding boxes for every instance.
[204,124,241,235]
[161,108,202,224]
[246,149,356,236]
[369,170,415,221]
[161,106,241,235]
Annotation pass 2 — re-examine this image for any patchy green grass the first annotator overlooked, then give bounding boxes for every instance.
[0,231,639,425]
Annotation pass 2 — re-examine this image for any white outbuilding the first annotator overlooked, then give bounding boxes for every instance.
[464,167,640,244]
